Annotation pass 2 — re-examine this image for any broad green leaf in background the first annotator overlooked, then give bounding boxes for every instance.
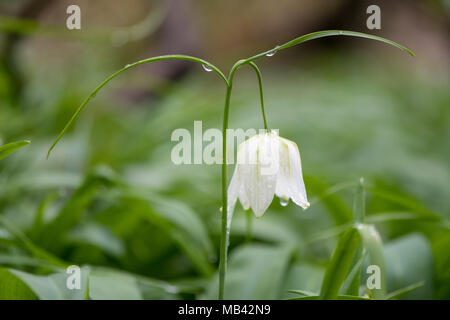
[88,269,142,300]
[0,140,30,160]
[0,266,184,300]
[6,267,90,300]
[124,194,214,276]
[382,233,433,299]
[0,253,58,270]
[0,268,37,299]
[202,244,295,300]
[67,222,125,257]
[432,231,450,299]
[87,267,183,300]
[36,165,119,252]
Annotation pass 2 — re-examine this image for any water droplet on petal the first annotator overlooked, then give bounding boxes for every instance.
[280,197,289,207]
[202,64,212,72]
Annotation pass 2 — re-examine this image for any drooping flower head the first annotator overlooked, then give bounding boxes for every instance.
[227,130,309,218]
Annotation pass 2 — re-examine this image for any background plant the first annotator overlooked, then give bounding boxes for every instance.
[0,2,449,300]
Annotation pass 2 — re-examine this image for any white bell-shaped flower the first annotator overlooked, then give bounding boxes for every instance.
[227,130,309,218]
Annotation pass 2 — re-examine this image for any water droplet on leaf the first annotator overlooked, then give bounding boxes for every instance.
[202,64,212,72]
[266,46,280,57]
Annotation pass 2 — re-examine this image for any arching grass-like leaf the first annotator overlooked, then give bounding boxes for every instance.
[0,140,30,160]
[387,281,425,300]
[319,227,361,300]
[245,30,414,62]
[47,56,227,158]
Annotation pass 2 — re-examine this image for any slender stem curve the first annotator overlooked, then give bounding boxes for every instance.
[247,62,269,130]
[47,55,227,158]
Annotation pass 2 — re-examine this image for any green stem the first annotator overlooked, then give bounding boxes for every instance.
[353,177,365,223]
[247,62,269,130]
[219,61,246,299]
[218,60,268,299]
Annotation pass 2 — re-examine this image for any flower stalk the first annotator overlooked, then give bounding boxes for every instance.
[46,30,413,301]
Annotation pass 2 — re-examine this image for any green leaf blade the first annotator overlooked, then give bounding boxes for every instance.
[319,227,361,300]
[246,30,414,62]
[0,140,30,160]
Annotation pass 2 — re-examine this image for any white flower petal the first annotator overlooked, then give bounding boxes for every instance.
[240,133,277,217]
[275,141,291,201]
[227,165,240,213]
[278,138,309,209]
[238,184,250,210]
[227,131,308,219]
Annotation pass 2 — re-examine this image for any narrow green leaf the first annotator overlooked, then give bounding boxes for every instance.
[0,215,67,268]
[320,227,361,299]
[287,289,317,297]
[341,248,365,296]
[246,30,414,62]
[0,140,30,160]
[387,281,425,300]
[306,177,353,225]
[353,177,365,223]
[306,211,431,244]
[342,178,365,295]
[369,186,439,220]
[47,56,227,158]
[356,223,386,299]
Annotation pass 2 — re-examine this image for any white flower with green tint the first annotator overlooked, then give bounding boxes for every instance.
[227,130,309,218]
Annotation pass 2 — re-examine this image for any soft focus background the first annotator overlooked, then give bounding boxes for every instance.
[0,0,449,299]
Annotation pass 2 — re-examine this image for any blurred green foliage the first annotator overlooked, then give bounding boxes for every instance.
[0,40,449,299]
